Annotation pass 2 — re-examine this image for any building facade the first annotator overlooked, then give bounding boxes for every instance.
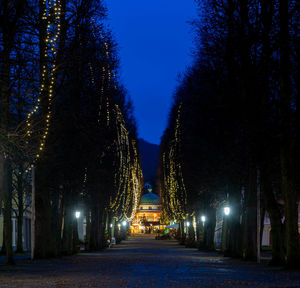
[131,184,165,233]
[0,210,31,252]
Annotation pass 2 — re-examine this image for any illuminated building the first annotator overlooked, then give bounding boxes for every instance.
[131,184,165,233]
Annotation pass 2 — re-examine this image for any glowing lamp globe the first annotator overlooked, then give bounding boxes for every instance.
[224,207,230,216]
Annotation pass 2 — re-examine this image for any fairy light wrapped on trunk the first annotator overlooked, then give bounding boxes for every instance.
[87,19,143,222]
[160,103,187,222]
[26,0,62,161]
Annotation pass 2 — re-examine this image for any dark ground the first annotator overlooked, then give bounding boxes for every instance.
[0,235,300,287]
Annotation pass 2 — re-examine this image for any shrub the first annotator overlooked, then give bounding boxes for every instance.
[185,235,196,248]
[156,234,171,240]
[177,233,186,245]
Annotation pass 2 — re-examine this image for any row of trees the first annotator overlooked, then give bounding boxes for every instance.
[0,0,142,264]
[159,0,299,267]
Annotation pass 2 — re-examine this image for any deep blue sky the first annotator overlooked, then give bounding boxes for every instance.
[105,0,197,144]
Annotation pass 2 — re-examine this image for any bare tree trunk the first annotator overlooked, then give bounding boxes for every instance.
[34,0,58,259]
[61,186,77,255]
[261,166,285,265]
[242,160,257,260]
[227,186,242,257]
[89,205,99,250]
[85,208,91,251]
[3,158,14,264]
[0,0,26,265]
[99,210,106,249]
[205,206,216,251]
[279,0,300,268]
[34,163,52,258]
[0,157,3,217]
[179,220,185,244]
[16,170,24,253]
[51,188,63,257]
[62,203,74,255]
[0,228,6,255]
[73,217,79,254]
[16,212,23,253]
[1,50,14,264]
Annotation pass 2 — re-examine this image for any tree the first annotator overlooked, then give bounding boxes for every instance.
[159,0,299,265]
[0,0,26,265]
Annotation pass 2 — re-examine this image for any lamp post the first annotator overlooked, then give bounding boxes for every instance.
[75,211,81,219]
[222,206,230,253]
[201,215,206,227]
[109,223,113,240]
[122,220,128,236]
[186,221,190,235]
[31,165,35,260]
[73,210,81,252]
[199,215,206,247]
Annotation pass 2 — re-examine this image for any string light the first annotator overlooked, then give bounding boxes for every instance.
[160,103,187,221]
[87,18,143,222]
[26,0,61,162]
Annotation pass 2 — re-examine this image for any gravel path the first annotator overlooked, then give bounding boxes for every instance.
[0,236,300,287]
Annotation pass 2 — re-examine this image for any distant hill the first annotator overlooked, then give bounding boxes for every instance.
[138,139,159,183]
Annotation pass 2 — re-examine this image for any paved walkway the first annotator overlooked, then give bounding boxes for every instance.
[0,236,300,287]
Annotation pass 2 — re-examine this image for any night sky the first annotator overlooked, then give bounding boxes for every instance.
[105,0,197,144]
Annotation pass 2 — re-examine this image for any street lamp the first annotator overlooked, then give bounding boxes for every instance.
[122,220,127,227]
[75,211,81,219]
[201,215,206,227]
[222,206,230,253]
[110,223,113,228]
[224,206,230,216]
[186,221,190,234]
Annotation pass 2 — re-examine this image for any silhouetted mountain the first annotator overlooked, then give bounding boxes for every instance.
[138,139,159,183]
